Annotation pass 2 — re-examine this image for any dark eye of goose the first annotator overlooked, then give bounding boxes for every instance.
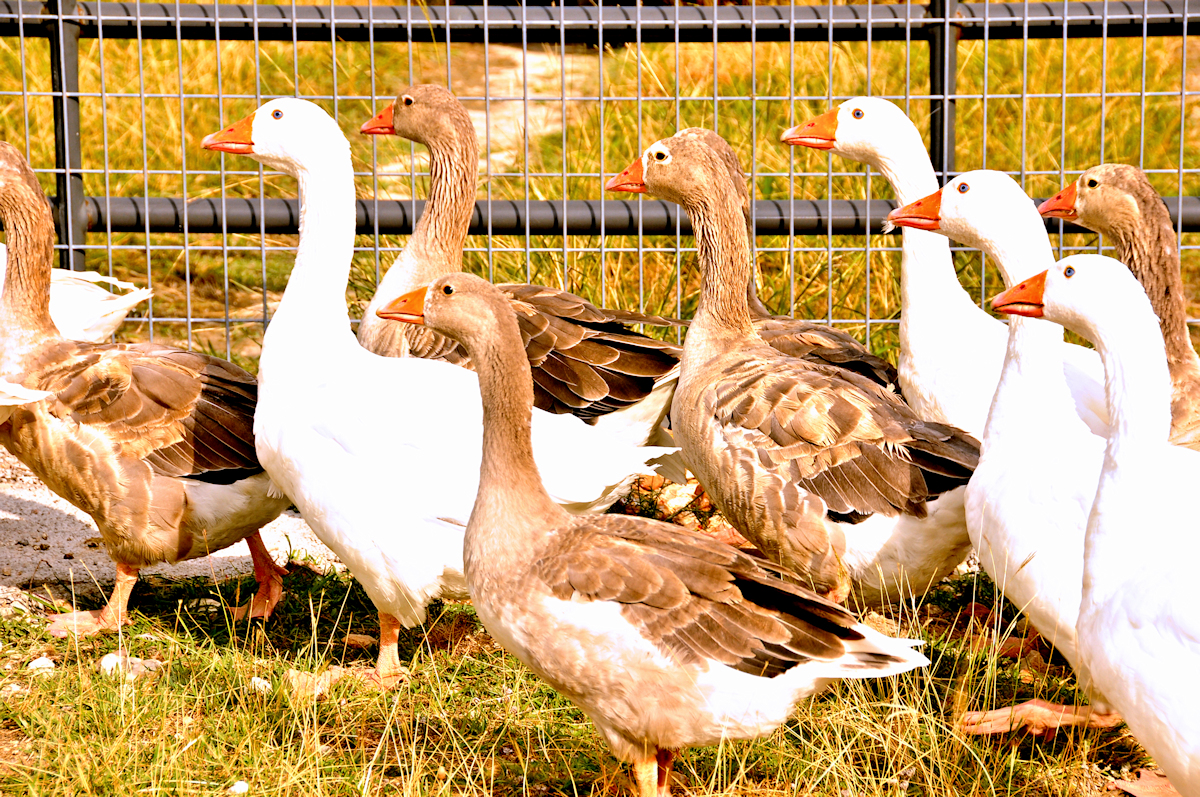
[271,109,283,120]
[1086,178,1098,188]
[442,284,454,295]
[852,108,864,119]
[653,150,667,161]
[957,182,970,194]
[1064,266,1076,278]
[402,95,414,106]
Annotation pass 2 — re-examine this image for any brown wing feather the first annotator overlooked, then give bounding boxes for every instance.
[28,341,261,477]
[754,318,899,390]
[536,514,877,676]
[710,351,977,520]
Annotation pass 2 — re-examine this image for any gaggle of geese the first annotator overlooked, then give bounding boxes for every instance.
[0,87,1195,796]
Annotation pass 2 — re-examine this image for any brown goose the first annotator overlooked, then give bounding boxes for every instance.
[0,142,291,637]
[673,127,898,389]
[358,84,682,446]
[376,272,928,797]
[606,133,978,605]
[1039,163,1200,449]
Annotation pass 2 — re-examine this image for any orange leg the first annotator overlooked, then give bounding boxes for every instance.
[230,532,289,621]
[960,699,1123,736]
[49,562,139,638]
[371,612,408,689]
[632,749,675,797]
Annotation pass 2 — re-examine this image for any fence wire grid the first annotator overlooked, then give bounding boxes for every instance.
[0,0,1198,369]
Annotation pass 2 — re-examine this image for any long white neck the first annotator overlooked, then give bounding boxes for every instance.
[1083,306,1172,603]
[985,316,1085,444]
[977,227,1082,444]
[1093,312,1172,453]
[871,145,988,351]
[264,149,359,354]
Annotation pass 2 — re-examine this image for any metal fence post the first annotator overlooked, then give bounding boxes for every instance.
[47,0,86,271]
[928,0,958,180]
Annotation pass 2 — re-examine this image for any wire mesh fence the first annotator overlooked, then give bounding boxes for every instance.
[0,0,1197,369]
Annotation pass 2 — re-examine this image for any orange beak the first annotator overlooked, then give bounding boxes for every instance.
[201,113,255,155]
[1037,180,1079,220]
[604,157,646,193]
[887,189,943,231]
[376,285,427,325]
[991,270,1048,318]
[361,102,396,136]
[780,107,838,150]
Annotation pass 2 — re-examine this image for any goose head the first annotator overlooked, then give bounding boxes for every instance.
[201,98,349,176]
[1039,163,1162,240]
[887,170,1051,284]
[991,253,1155,343]
[781,97,925,168]
[604,133,741,216]
[376,272,516,357]
[359,84,475,152]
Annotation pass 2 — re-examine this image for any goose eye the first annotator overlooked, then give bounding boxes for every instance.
[653,150,667,161]
[271,109,283,120]
[1086,178,1098,189]
[1064,266,1076,278]
[442,284,454,295]
[402,95,415,106]
[852,108,864,119]
[957,182,970,194]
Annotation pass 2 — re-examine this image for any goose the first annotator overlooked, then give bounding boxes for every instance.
[673,128,898,390]
[888,171,1121,735]
[1039,164,1200,449]
[0,243,152,343]
[376,271,929,797]
[782,97,1109,438]
[0,142,292,637]
[201,98,673,686]
[358,85,682,457]
[993,255,1200,794]
[606,133,979,608]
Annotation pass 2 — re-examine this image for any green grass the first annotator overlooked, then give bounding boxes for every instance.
[0,568,1151,795]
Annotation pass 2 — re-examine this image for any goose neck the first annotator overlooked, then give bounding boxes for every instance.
[983,316,1080,442]
[397,133,478,288]
[1112,216,1195,373]
[466,321,566,566]
[873,146,940,206]
[268,157,358,341]
[1093,316,1172,450]
[688,194,757,341]
[0,186,59,360]
[974,224,1056,287]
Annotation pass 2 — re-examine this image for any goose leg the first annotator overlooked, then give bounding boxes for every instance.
[959,699,1123,736]
[230,532,289,620]
[655,749,675,797]
[371,612,408,689]
[632,760,659,797]
[48,562,139,637]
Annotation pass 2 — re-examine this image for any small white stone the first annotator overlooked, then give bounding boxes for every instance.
[228,781,250,794]
[249,677,271,694]
[2,683,26,695]
[99,652,126,676]
[26,657,54,675]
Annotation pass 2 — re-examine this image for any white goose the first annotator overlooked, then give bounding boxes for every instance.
[0,243,152,343]
[994,255,1200,794]
[888,171,1120,735]
[378,271,929,797]
[201,99,672,686]
[783,98,1108,438]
